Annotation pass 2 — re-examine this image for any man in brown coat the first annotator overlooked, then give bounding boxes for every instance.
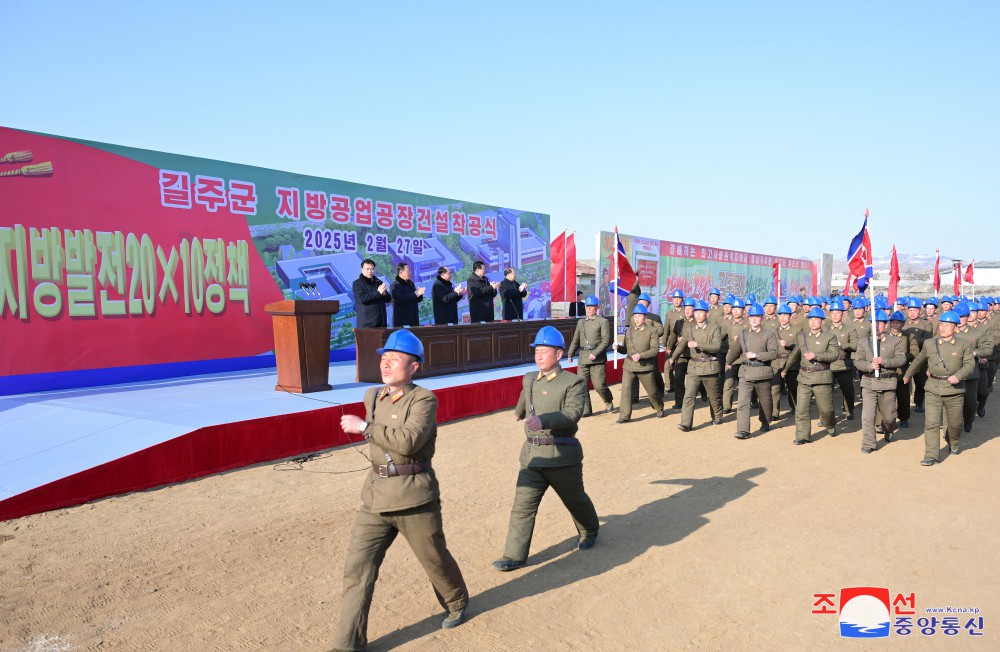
[672,300,724,431]
[827,298,859,420]
[788,307,841,444]
[567,295,614,416]
[726,304,778,438]
[855,311,908,454]
[333,330,468,651]
[722,298,748,413]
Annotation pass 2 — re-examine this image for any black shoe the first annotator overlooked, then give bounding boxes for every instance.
[616,417,629,424]
[609,405,619,413]
[899,420,908,429]
[759,423,770,433]
[846,412,855,421]
[914,406,924,413]
[951,444,960,455]
[672,404,683,410]
[442,607,466,629]
[712,419,722,425]
[656,410,665,418]
[750,400,760,409]
[492,558,525,572]
[861,447,874,454]
[794,439,809,445]
[724,408,734,414]
[920,458,938,466]
[578,534,598,550]
[677,424,691,432]
[582,412,592,418]
[977,407,986,417]
[884,431,893,443]
[734,431,750,439]
[830,430,839,438]
[964,424,972,433]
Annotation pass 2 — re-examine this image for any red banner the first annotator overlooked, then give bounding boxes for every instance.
[550,231,566,302]
[566,232,577,302]
[888,246,900,305]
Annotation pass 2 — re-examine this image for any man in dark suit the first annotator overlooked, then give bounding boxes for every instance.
[500,267,528,320]
[390,262,424,327]
[569,291,585,317]
[432,266,465,325]
[352,258,391,328]
[467,260,499,322]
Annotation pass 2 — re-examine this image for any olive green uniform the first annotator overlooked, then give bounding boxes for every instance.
[501,368,599,562]
[903,336,976,461]
[773,323,800,415]
[626,288,665,402]
[568,315,614,414]
[722,317,748,411]
[665,314,692,408]
[902,317,932,410]
[617,321,665,420]
[955,322,993,428]
[334,384,468,651]
[726,325,778,434]
[671,320,724,428]
[828,322,859,417]
[789,329,840,442]
[855,333,907,451]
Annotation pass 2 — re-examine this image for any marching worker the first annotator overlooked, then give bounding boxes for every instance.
[722,298,748,413]
[493,326,599,571]
[615,304,666,423]
[672,299,724,431]
[772,303,800,417]
[903,311,975,465]
[854,310,907,454]
[665,293,693,409]
[903,298,933,413]
[850,297,872,342]
[726,303,778,439]
[827,298,859,421]
[567,295,615,416]
[762,295,779,329]
[789,307,840,444]
[954,301,993,431]
[353,258,393,328]
[333,330,469,650]
[889,310,921,428]
[431,266,465,325]
[632,292,665,404]
[707,287,725,324]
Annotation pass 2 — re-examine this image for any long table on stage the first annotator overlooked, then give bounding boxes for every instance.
[354,319,579,383]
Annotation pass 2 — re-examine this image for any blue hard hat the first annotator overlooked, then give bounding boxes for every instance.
[973,300,988,312]
[953,303,970,317]
[671,289,685,299]
[924,297,939,307]
[584,294,600,307]
[820,296,830,304]
[530,325,566,348]
[829,298,847,312]
[874,310,890,322]
[807,307,826,319]
[805,296,820,307]
[787,296,801,304]
[746,293,757,304]
[777,304,792,315]
[764,294,778,305]
[732,298,746,309]
[377,329,425,362]
[939,310,960,324]
[723,293,735,305]
[638,292,652,303]
[874,296,889,310]
[682,297,696,307]
[851,297,866,309]
[709,287,721,296]
[633,304,649,315]
[747,304,765,317]
[694,299,710,311]
[942,295,954,303]
[907,297,921,309]
[889,310,905,322]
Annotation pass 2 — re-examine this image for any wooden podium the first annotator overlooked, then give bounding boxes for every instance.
[265,299,340,393]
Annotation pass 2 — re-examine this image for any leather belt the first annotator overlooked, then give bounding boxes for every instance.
[744,360,766,367]
[863,370,897,378]
[691,356,715,362]
[928,373,951,380]
[527,436,581,446]
[801,364,830,372]
[373,460,432,477]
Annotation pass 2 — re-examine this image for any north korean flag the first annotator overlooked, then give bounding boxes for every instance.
[846,210,874,292]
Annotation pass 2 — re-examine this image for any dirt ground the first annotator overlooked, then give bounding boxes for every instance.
[2,382,998,651]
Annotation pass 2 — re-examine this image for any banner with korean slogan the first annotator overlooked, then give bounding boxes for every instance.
[597,230,815,334]
[0,127,551,391]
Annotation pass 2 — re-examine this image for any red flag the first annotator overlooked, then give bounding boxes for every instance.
[933,249,941,293]
[964,259,975,284]
[566,232,577,302]
[844,273,853,295]
[953,262,962,296]
[772,262,781,296]
[887,246,900,305]
[550,231,566,302]
[846,211,874,291]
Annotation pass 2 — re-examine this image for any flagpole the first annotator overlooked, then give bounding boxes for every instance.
[868,215,879,378]
[564,231,570,308]
[613,228,619,370]
[934,249,939,298]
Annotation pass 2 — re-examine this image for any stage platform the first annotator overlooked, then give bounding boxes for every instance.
[0,355,633,521]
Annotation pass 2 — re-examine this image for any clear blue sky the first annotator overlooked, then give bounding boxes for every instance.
[6,1,998,262]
